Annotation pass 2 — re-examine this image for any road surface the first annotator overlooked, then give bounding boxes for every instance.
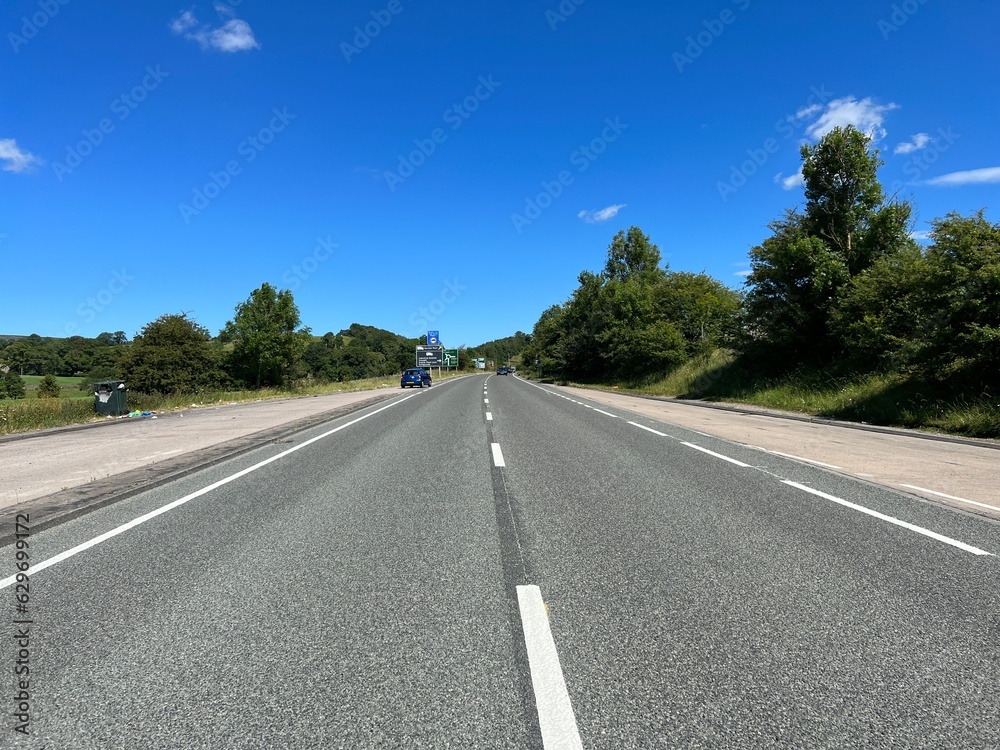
[3,374,998,748]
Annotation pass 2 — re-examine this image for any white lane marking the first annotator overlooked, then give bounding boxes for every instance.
[0,393,423,590]
[491,443,506,467]
[783,480,993,557]
[484,398,489,404]
[516,585,583,750]
[681,442,751,468]
[627,421,667,437]
[901,484,1000,513]
[768,450,842,470]
[486,412,494,421]
[592,409,618,419]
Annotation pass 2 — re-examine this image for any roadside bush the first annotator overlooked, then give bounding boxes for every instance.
[38,374,62,398]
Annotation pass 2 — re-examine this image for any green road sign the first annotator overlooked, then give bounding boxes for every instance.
[443,348,459,367]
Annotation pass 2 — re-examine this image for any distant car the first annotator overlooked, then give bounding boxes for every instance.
[497,366,508,375]
[401,367,432,388]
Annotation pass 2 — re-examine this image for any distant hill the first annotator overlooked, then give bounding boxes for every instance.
[468,331,530,366]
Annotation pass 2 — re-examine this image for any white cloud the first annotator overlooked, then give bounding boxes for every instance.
[910,230,931,241]
[894,133,931,155]
[170,8,260,52]
[794,103,823,121]
[0,139,38,173]
[925,167,1000,187]
[775,171,804,190]
[170,10,198,34]
[734,269,752,278]
[578,204,626,224]
[206,19,260,51]
[803,96,899,141]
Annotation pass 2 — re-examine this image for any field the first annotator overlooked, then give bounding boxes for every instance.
[19,375,92,400]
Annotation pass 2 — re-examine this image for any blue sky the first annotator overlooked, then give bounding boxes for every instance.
[2,0,998,348]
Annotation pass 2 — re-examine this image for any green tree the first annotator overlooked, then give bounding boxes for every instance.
[119,313,226,394]
[831,244,930,366]
[0,371,26,399]
[38,373,62,398]
[916,211,1000,381]
[801,126,886,271]
[656,272,741,355]
[744,211,849,361]
[744,126,914,362]
[0,341,29,374]
[221,283,311,388]
[523,305,567,378]
[604,226,668,285]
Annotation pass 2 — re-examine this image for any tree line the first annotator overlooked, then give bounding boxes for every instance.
[0,283,507,398]
[522,125,998,394]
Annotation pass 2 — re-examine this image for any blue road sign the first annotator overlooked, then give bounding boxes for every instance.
[427,331,440,346]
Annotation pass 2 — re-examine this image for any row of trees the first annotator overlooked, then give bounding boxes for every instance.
[109,283,382,394]
[521,227,740,380]
[0,332,127,381]
[1,284,477,396]
[745,127,998,387]
[525,125,998,392]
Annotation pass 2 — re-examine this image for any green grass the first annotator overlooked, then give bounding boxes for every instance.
[566,350,1000,440]
[18,374,92,400]
[0,369,470,436]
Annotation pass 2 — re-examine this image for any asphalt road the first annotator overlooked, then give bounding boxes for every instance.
[3,374,998,748]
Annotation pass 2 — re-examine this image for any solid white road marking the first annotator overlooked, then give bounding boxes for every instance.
[681,442,751,468]
[783,480,993,557]
[491,443,506,467]
[767,450,842,469]
[627,421,667,437]
[0,392,425,590]
[901,484,1000,512]
[516,585,584,750]
[486,412,494,421]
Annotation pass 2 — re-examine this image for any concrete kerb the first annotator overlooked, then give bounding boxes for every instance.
[0,392,399,546]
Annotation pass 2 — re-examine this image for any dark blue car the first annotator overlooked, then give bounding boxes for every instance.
[401,367,432,388]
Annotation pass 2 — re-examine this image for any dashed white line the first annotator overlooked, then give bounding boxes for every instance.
[491,443,506,467]
[783,481,993,557]
[627,421,668,437]
[486,412,494,421]
[901,484,1000,513]
[592,409,618,419]
[681,442,751,468]
[516,585,583,750]
[484,399,489,404]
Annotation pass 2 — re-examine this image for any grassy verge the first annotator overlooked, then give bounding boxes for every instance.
[0,370,469,436]
[566,350,1000,439]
